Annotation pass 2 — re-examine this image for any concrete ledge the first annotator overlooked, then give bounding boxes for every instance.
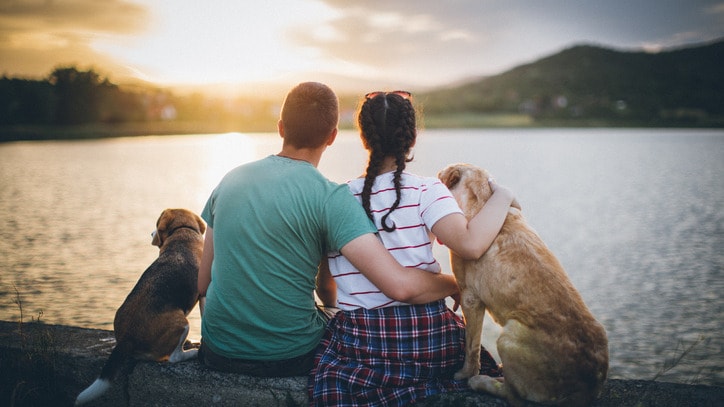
[1,321,722,406]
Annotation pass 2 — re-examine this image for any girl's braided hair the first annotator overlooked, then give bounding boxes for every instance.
[357,91,416,232]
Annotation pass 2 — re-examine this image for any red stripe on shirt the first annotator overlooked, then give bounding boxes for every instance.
[388,241,432,251]
[420,195,456,217]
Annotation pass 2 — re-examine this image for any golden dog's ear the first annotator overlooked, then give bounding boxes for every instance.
[471,167,494,203]
[439,165,462,189]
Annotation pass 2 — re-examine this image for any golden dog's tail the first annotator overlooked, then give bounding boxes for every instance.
[75,342,135,405]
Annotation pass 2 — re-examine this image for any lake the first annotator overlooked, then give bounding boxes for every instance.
[0,128,722,387]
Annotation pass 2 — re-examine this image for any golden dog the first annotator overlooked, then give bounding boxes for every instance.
[75,208,206,405]
[438,164,608,407]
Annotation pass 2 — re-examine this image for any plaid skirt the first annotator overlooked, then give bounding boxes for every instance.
[308,300,468,406]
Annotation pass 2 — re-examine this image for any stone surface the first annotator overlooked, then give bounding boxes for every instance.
[1,321,722,406]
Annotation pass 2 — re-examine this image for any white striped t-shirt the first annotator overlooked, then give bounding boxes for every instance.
[329,171,463,310]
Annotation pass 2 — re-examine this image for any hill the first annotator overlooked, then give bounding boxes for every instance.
[419,38,724,127]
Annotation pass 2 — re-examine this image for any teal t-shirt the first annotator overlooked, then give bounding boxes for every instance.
[201,155,376,360]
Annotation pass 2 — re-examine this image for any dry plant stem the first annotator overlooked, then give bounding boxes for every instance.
[652,335,707,382]
[13,284,24,340]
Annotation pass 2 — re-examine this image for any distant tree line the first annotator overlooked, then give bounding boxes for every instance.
[0,66,280,129]
[1,67,143,125]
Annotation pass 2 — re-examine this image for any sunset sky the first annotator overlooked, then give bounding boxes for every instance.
[1,0,723,93]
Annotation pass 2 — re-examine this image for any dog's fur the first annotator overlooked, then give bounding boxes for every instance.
[438,164,608,407]
[75,208,206,405]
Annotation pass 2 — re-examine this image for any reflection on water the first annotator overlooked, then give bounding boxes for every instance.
[1,129,722,386]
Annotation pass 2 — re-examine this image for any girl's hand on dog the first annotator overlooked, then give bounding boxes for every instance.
[451,292,461,312]
[488,177,521,210]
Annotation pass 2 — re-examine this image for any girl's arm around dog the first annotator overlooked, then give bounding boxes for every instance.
[432,180,517,260]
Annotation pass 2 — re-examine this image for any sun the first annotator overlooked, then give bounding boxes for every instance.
[91,1,339,86]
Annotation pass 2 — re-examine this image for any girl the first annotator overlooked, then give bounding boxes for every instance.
[309,91,516,406]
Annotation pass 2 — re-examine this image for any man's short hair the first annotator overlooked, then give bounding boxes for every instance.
[280,82,339,149]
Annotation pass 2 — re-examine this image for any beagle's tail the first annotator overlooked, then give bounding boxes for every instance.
[75,343,134,405]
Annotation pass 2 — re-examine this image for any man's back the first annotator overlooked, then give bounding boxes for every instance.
[200,155,375,360]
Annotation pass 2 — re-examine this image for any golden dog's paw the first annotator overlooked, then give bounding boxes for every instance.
[468,374,505,392]
[454,367,479,381]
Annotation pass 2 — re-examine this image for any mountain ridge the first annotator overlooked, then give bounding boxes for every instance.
[418,38,724,126]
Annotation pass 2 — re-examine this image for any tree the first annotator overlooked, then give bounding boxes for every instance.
[48,67,113,125]
[0,77,56,125]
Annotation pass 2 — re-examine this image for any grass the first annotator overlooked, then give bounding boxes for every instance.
[421,112,535,128]
[0,121,271,142]
[3,286,64,407]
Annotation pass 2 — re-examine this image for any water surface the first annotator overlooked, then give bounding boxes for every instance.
[1,128,722,386]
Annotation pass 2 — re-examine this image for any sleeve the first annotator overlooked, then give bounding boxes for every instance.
[323,184,377,252]
[200,187,218,229]
[419,178,463,229]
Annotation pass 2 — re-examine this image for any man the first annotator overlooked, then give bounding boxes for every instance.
[197,82,458,376]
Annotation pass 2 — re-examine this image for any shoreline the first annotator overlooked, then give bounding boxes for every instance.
[1,321,721,406]
[3,118,722,143]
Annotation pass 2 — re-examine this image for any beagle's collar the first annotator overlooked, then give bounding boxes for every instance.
[152,225,200,245]
[167,225,201,236]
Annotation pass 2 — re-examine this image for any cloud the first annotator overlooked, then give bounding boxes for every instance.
[0,0,147,33]
[1,1,722,87]
[288,0,724,86]
[287,1,495,84]
[708,2,724,14]
[0,0,148,78]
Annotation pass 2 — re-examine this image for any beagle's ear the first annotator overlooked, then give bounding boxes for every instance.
[197,215,207,235]
[151,228,162,247]
[152,209,169,247]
